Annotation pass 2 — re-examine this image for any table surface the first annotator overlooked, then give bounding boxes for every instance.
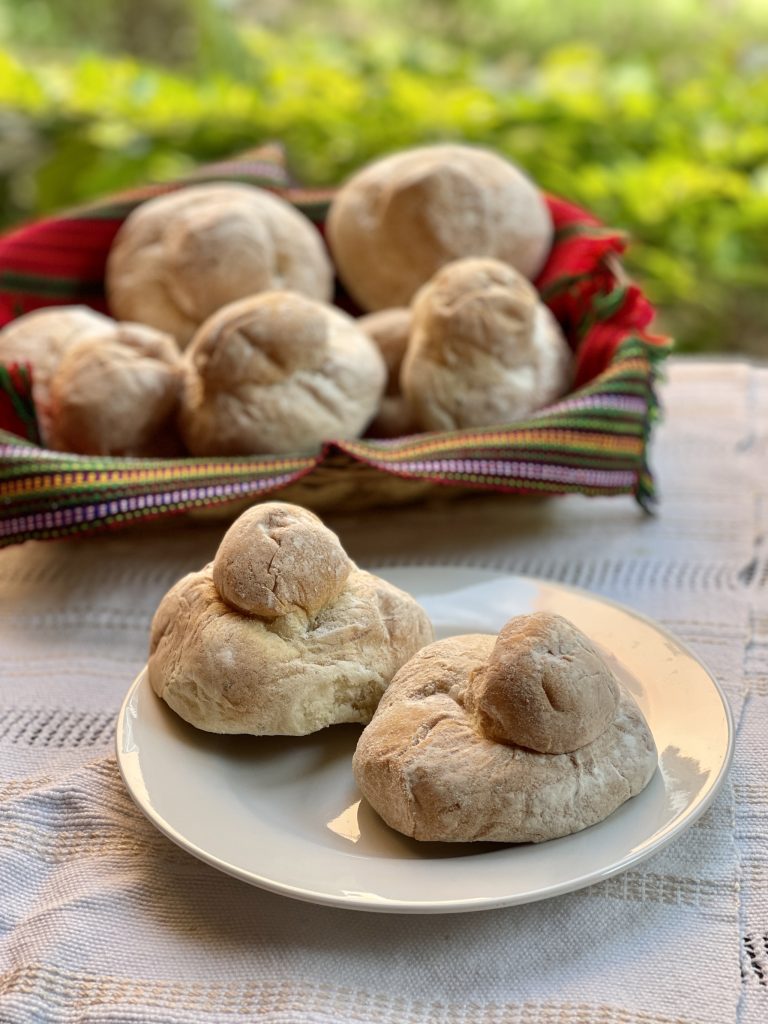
[1,357,766,1024]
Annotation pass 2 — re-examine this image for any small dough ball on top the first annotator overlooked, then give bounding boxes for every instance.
[179,291,387,456]
[106,183,334,347]
[149,501,435,735]
[463,612,619,753]
[0,306,113,442]
[357,308,419,438]
[327,143,553,312]
[47,322,183,456]
[401,257,572,432]
[212,502,351,620]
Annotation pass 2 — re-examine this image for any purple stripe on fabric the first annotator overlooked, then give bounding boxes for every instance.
[342,396,647,454]
[0,473,299,537]
[0,443,73,459]
[377,459,637,487]
[535,394,647,417]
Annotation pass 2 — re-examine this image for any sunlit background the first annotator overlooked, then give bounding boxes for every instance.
[1,0,767,354]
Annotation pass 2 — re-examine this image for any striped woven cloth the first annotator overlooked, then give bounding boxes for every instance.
[0,144,671,546]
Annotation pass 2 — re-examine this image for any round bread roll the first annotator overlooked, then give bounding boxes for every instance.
[357,308,412,395]
[149,502,435,735]
[357,308,419,438]
[327,143,553,311]
[106,183,334,347]
[353,612,657,843]
[401,258,572,432]
[47,323,184,456]
[179,291,387,456]
[367,395,419,439]
[0,306,113,442]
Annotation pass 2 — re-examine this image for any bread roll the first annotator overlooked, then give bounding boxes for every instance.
[353,612,657,843]
[0,306,113,443]
[356,308,411,394]
[357,308,419,438]
[401,257,572,431]
[328,143,553,311]
[47,323,183,456]
[366,395,419,439]
[179,291,386,455]
[106,184,334,347]
[149,502,435,735]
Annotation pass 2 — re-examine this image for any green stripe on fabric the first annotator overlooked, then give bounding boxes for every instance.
[0,271,104,297]
[592,285,629,321]
[538,272,592,301]
[0,366,40,444]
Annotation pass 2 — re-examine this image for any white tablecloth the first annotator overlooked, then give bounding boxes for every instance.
[0,358,766,1024]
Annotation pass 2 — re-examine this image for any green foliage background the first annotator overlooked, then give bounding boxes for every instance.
[1,0,767,354]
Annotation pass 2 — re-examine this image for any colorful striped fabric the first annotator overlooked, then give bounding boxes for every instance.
[0,145,671,546]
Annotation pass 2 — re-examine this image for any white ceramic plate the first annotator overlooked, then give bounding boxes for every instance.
[116,567,734,914]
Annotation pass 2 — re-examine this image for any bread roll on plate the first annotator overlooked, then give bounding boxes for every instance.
[353,612,657,843]
[149,502,435,735]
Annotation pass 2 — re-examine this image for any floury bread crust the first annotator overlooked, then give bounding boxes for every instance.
[106,183,334,347]
[148,503,434,735]
[179,291,387,455]
[0,307,184,455]
[0,306,113,443]
[401,258,572,432]
[327,143,553,311]
[352,613,657,843]
[465,612,620,753]
[356,307,419,438]
[47,322,183,456]
[356,308,412,394]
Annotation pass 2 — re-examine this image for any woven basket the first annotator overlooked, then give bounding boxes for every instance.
[0,145,671,547]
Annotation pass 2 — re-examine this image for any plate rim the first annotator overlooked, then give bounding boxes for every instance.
[116,566,735,914]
